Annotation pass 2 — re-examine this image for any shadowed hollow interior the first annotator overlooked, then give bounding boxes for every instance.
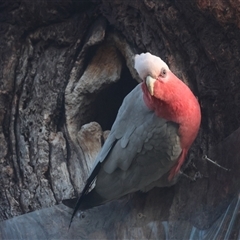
[93,65,138,131]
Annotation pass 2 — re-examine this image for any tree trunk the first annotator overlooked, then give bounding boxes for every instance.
[0,0,240,239]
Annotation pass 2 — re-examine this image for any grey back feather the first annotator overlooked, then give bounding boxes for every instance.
[91,84,182,200]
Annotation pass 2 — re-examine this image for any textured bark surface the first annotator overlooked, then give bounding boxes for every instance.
[1,128,240,239]
[0,0,240,238]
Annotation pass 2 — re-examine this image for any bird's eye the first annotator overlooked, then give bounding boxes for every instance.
[160,68,167,77]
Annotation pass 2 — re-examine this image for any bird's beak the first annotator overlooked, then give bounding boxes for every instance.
[146,76,156,96]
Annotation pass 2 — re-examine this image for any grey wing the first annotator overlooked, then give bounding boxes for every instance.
[67,84,181,224]
[88,84,150,174]
[92,84,182,200]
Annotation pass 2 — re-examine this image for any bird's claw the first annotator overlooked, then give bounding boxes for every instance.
[202,155,231,171]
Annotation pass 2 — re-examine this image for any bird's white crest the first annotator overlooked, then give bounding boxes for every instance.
[134,52,169,81]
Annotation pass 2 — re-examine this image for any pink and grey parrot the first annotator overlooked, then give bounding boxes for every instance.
[63,52,201,225]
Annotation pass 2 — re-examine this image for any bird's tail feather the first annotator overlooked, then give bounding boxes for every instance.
[62,198,78,209]
[63,190,107,210]
[62,190,107,228]
[80,190,107,210]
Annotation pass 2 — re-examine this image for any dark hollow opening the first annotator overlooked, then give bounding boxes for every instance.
[93,65,138,131]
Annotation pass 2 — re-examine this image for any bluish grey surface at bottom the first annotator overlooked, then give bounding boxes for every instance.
[0,194,239,240]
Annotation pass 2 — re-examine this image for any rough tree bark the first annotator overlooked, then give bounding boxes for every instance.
[0,0,240,239]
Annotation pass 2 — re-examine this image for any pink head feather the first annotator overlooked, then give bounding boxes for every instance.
[134,52,169,81]
[134,52,201,180]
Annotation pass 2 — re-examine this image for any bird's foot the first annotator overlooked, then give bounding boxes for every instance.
[202,155,231,171]
[180,170,203,182]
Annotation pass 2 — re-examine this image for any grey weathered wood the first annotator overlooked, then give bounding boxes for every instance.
[1,127,240,239]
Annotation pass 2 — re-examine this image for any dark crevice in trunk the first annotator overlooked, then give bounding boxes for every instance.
[93,64,138,131]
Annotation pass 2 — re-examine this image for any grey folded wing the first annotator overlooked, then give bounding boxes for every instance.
[92,84,182,200]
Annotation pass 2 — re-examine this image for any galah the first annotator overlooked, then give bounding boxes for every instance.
[63,52,201,225]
